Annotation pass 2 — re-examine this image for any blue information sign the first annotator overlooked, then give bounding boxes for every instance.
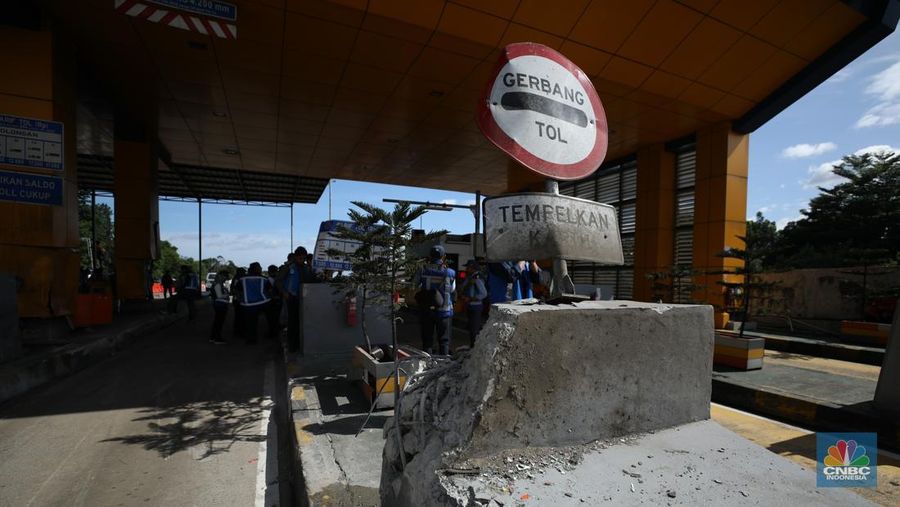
[0,114,64,171]
[147,0,237,21]
[0,170,64,206]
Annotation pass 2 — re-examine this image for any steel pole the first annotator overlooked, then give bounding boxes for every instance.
[545,179,573,298]
[473,190,481,258]
[198,199,202,277]
[290,202,294,250]
[91,189,97,270]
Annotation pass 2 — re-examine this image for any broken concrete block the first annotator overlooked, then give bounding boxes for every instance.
[381,301,714,506]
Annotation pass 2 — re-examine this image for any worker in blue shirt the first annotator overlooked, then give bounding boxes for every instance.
[209,270,230,345]
[169,264,200,320]
[283,247,307,355]
[231,267,246,338]
[512,260,541,300]
[487,261,516,304]
[461,260,488,347]
[237,262,272,343]
[417,245,456,355]
[265,264,282,340]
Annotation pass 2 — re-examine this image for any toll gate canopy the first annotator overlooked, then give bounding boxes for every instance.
[1,0,898,318]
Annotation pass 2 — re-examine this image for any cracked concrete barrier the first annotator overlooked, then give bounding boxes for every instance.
[381,301,713,506]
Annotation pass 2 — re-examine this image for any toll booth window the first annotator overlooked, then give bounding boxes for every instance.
[558,159,637,300]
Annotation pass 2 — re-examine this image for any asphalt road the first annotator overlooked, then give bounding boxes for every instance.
[0,307,283,507]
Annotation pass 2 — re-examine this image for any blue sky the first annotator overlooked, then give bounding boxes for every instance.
[146,30,900,268]
[748,30,900,229]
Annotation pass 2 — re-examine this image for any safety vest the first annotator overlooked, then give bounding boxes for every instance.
[419,264,456,316]
[463,276,486,306]
[184,273,199,291]
[212,282,229,305]
[239,276,270,307]
[284,263,301,297]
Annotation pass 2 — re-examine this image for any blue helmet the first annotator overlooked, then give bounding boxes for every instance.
[429,245,445,260]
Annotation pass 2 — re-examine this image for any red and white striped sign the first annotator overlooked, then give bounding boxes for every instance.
[114,0,237,39]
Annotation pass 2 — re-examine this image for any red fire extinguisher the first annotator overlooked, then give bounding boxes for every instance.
[346,295,357,326]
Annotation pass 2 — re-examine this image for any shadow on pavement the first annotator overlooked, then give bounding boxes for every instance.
[101,398,267,459]
[302,414,391,436]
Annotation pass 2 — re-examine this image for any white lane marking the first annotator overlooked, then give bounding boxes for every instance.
[26,431,92,507]
[255,361,276,507]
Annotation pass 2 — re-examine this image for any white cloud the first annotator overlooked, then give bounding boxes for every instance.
[865,61,900,101]
[853,144,899,156]
[776,216,802,230]
[440,199,457,205]
[165,232,314,267]
[855,102,900,128]
[800,144,899,188]
[781,142,837,158]
[756,205,772,214]
[856,61,900,128]
[803,159,846,189]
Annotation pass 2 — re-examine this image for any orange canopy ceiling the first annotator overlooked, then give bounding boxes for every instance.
[50,0,896,196]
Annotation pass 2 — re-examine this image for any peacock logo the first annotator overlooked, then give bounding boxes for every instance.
[818,434,877,488]
[824,439,870,467]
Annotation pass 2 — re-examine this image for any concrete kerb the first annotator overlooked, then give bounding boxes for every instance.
[711,377,900,452]
[0,311,181,405]
[719,329,885,366]
[288,377,382,507]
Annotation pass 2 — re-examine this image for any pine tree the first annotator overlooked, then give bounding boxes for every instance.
[328,201,445,353]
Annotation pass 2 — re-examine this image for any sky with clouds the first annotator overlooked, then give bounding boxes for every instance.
[748,30,900,230]
[146,29,900,268]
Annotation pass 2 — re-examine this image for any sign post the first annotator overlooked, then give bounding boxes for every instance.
[477,42,620,302]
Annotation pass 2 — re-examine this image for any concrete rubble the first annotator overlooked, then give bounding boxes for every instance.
[380,300,870,506]
[381,301,715,506]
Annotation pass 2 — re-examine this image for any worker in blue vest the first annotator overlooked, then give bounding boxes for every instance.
[209,270,230,345]
[417,245,456,355]
[231,267,247,338]
[460,260,488,347]
[283,247,307,355]
[169,264,200,320]
[237,262,272,343]
[265,264,282,340]
[512,260,541,300]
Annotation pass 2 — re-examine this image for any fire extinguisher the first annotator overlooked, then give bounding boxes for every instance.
[346,295,357,326]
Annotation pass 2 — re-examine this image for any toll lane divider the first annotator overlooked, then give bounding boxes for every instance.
[712,377,900,453]
[288,381,346,506]
[717,329,885,366]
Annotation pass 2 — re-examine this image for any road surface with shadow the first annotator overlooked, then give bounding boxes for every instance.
[0,304,278,506]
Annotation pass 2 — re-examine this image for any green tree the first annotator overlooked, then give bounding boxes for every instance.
[328,202,444,353]
[746,212,779,270]
[716,217,781,338]
[646,264,705,303]
[779,151,900,268]
[153,240,184,280]
[77,191,114,271]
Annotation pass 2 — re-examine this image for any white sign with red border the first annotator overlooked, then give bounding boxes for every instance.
[114,0,237,39]
[477,43,608,181]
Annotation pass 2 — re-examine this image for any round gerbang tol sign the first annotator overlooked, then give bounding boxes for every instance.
[477,42,608,181]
